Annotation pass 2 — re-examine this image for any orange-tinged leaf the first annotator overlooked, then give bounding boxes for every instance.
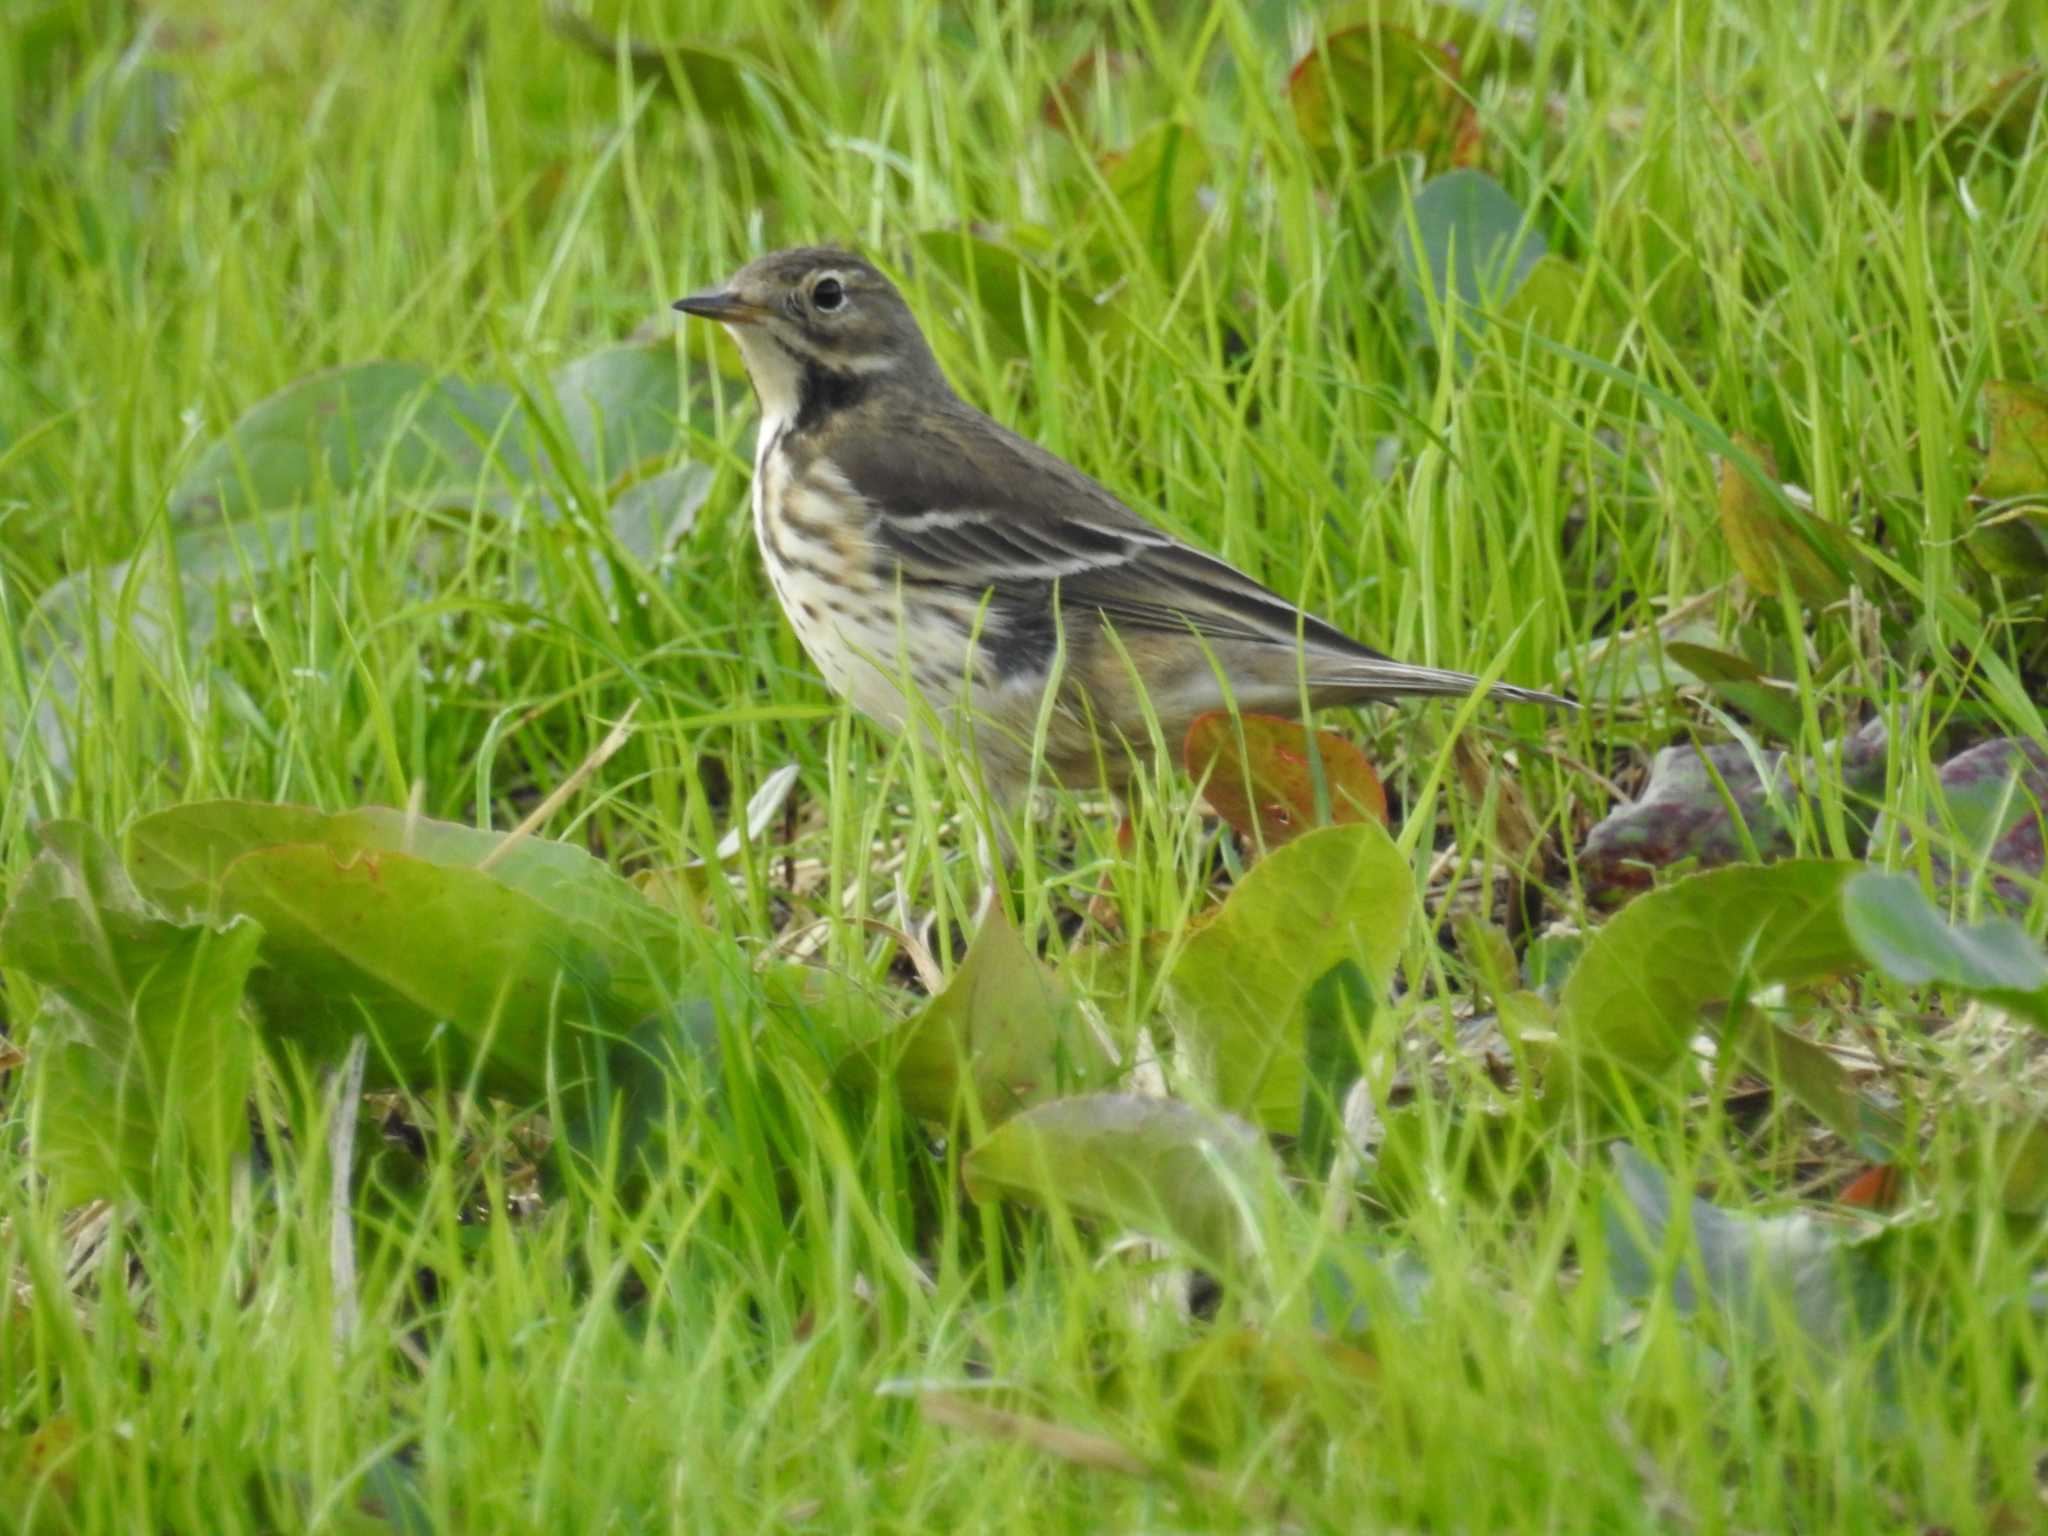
[1716,436,1851,605]
[1287,25,1476,173]
[1838,1164,1901,1210]
[1185,712,1387,849]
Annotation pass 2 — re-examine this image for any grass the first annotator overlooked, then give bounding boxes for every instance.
[3,0,2046,1529]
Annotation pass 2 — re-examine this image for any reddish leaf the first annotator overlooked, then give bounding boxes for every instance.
[1838,1164,1902,1210]
[1287,25,1477,173]
[1185,712,1387,849]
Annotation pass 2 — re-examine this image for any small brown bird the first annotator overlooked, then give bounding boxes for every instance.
[676,247,1570,804]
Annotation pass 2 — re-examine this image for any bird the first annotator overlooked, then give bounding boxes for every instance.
[674,246,1572,806]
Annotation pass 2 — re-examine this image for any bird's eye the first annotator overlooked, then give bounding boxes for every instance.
[811,277,845,312]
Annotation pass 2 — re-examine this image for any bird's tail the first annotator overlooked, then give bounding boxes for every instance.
[1310,658,1578,711]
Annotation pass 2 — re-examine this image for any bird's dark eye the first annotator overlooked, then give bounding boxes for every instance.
[811,277,844,312]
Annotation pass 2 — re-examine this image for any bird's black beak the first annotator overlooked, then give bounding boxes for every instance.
[672,290,768,324]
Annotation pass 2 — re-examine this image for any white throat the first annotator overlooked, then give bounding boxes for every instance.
[730,326,802,445]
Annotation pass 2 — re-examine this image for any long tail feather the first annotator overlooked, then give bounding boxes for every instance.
[1312,658,1578,710]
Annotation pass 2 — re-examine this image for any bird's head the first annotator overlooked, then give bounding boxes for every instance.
[674,247,941,422]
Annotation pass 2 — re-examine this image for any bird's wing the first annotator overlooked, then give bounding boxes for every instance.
[840,402,1385,662]
[832,398,1574,709]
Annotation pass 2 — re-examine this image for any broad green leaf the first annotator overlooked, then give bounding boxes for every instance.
[1184,711,1386,852]
[1732,1010,1901,1156]
[1604,1144,1889,1354]
[1661,641,1805,741]
[30,923,261,1207]
[607,463,712,565]
[1552,860,1862,1102]
[11,509,313,779]
[1408,0,1541,79]
[1296,958,1376,1173]
[1288,25,1475,172]
[0,822,258,1203]
[169,363,530,521]
[212,841,647,1099]
[1163,821,1413,1132]
[1088,120,1213,284]
[26,998,163,1206]
[125,800,676,978]
[1563,617,1719,706]
[122,800,721,1175]
[1966,503,2048,576]
[546,343,689,489]
[1717,437,1853,605]
[963,1093,1282,1272]
[1392,169,1546,346]
[1842,871,2048,1029]
[914,229,1112,365]
[868,898,1105,1127]
[1494,254,1610,347]
[758,958,905,1074]
[3,821,205,1021]
[545,7,787,133]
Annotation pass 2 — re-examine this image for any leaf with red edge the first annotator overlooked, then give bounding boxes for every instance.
[1287,25,1477,173]
[1185,712,1387,849]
